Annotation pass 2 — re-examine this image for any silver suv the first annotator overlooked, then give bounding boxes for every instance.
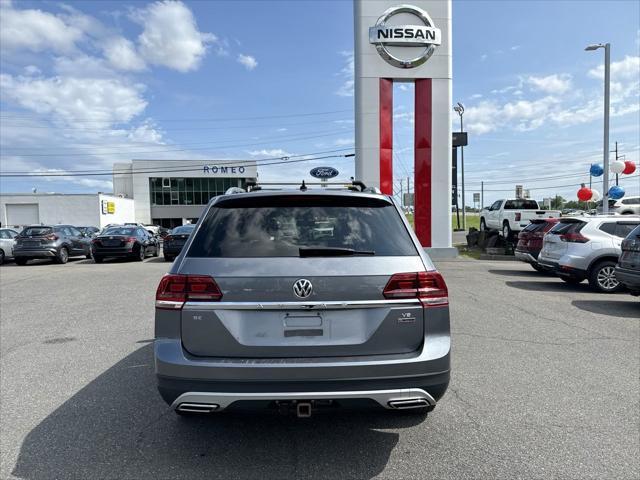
[154,185,450,417]
[538,215,640,292]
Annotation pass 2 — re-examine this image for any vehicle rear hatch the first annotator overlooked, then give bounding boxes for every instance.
[619,226,640,270]
[541,219,587,260]
[16,227,55,249]
[174,193,437,358]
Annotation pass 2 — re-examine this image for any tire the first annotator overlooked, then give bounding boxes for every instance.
[152,245,159,257]
[55,247,69,264]
[560,276,582,284]
[502,222,512,239]
[0,250,4,265]
[588,260,622,293]
[15,258,28,266]
[480,218,487,232]
[93,256,103,264]
[135,245,145,261]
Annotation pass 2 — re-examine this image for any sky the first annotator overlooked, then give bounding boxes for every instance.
[0,0,638,207]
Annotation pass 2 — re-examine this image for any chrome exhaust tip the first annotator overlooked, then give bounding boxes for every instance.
[388,398,430,409]
[176,402,219,413]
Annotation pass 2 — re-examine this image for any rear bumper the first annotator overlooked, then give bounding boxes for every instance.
[615,266,640,290]
[162,244,184,255]
[13,248,56,258]
[92,247,135,257]
[538,256,587,278]
[514,250,538,264]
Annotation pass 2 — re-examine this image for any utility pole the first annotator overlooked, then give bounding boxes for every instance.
[453,103,466,230]
[481,181,484,210]
[399,178,403,207]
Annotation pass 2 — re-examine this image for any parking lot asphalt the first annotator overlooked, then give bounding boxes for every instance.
[1,256,638,480]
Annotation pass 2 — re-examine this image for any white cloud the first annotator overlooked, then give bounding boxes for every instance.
[470,93,483,99]
[336,51,354,97]
[588,55,640,80]
[334,137,354,146]
[24,65,41,76]
[134,0,216,72]
[526,74,572,94]
[104,37,146,71]
[237,54,257,70]
[0,1,83,53]
[0,74,147,126]
[248,149,294,158]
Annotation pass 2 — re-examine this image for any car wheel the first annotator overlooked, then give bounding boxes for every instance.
[15,258,28,266]
[502,223,512,239]
[152,245,159,257]
[136,245,145,261]
[480,218,486,231]
[93,256,103,264]
[0,250,4,265]
[560,276,582,284]
[588,260,622,293]
[56,247,69,264]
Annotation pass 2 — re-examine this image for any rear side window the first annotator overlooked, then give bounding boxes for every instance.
[615,222,639,238]
[20,227,52,236]
[504,200,539,209]
[549,221,585,235]
[188,195,418,257]
[599,222,616,235]
[522,222,546,233]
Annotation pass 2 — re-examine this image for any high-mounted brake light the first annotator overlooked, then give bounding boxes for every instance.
[155,274,222,309]
[383,271,448,307]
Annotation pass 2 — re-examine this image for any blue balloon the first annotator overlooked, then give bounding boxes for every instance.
[590,164,604,177]
[608,185,625,200]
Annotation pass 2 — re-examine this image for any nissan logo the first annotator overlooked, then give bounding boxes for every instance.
[369,4,442,69]
[293,279,313,299]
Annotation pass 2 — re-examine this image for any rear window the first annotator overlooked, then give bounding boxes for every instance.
[549,221,585,235]
[522,222,546,233]
[504,200,539,210]
[187,195,418,257]
[171,225,195,235]
[103,227,137,236]
[20,227,52,236]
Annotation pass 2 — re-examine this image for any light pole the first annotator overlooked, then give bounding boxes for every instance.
[453,102,465,230]
[585,43,611,214]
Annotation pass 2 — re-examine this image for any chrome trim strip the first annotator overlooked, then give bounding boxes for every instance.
[171,388,436,411]
[182,299,422,310]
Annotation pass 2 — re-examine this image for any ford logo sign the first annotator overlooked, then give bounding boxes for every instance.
[310,167,339,179]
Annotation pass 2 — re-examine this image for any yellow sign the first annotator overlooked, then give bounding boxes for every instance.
[107,201,115,214]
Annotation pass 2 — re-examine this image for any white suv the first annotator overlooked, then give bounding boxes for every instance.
[537,216,640,292]
[597,196,640,215]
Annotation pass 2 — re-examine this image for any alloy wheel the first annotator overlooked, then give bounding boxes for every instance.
[596,266,619,291]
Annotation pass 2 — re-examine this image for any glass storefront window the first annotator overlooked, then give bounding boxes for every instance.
[150,177,245,206]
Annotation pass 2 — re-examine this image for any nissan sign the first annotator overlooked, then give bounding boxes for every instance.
[369,5,442,69]
[310,167,339,179]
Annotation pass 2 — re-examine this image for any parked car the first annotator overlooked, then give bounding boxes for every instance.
[514,218,560,272]
[163,224,196,262]
[91,226,159,263]
[537,216,640,292]
[597,196,640,215]
[154,186,450,417]
[480,199,561,239]
[13,225,92,265]
[0,228,19,264]
[615,224,640,296]
[77,226,100,238]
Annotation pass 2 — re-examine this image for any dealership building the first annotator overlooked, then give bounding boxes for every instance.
[112,160,258,228]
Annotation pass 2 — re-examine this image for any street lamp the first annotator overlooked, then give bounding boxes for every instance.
[585,43,610,214]
[453,102,465,229]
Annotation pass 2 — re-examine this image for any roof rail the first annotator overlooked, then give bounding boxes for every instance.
[236,179,375,193]
[225,187,246,195]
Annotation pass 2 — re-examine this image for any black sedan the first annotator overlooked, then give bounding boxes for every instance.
[91,226,159,263]
[163,224,196,262]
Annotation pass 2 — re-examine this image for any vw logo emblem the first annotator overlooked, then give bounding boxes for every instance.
[369,4,442,69]
[293,279,313,299]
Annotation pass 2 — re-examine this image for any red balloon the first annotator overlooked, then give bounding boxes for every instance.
[577,186,593,201]
[623,160,636,175]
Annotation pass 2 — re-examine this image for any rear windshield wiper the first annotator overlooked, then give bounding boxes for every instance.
[299,247,375,257]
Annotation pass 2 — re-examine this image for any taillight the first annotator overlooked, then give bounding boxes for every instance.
[560,233,589,243]
[515,213,521,221]
[383,271,448,307]
[155,274,222,309]
[44,233,58,241]
[165,235,174,242]
[126,236,137,243]
[622,239,640,252]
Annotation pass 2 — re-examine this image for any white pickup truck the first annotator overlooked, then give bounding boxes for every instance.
[480,199,561,238]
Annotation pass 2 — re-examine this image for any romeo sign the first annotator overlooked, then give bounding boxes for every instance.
[369,4,442,68]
